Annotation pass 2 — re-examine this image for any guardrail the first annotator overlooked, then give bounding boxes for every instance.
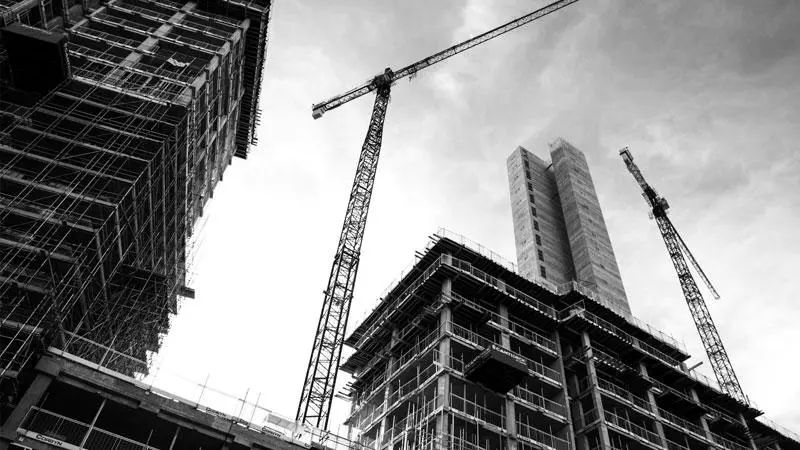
[516,420,571,450]
[387,361,438,405]
[586,377,737,448]
[348,228,686,380]
[351,306,561,415]
[443,290,557,354]
[350,255,445,349]
[665,439,690,450]
[351,357,441,432]
[605,410,662,446]
[450,391,505,428]
[447,321,561,383]
[349,325,442,413]
[435,228,519,273]
[562,305,682,369]
[579,408,600,430]
[711,431,751,450]
[596,378,653,414]
[48,332,326,449]
[350,400,385,432]
[512,386,567,417]
[378,395,440,447]
[21,406,158,450]
[657,406,707,440]
[559,281,687,353]
[440,230,687,355]
[757,416,800,444]
[449,320,498,349]
[448,256,557,319]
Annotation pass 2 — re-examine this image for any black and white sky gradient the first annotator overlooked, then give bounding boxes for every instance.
[153,0,800,432]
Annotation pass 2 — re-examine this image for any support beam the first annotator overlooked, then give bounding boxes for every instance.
[641,362,667,447]
[581,332,611,450]
[0,373,53,440]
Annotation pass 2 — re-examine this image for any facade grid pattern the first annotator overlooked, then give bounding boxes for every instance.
[342,233,791,450]
[0,0,272,421]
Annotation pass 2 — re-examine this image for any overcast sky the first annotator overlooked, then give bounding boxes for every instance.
[153,0,800,435]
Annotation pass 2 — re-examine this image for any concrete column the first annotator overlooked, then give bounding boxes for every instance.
[0,373,53,440]
[377,328,400,450]
[640,362,667,447]
[688,388,715,443]
[167,426,181,450]
[434,411,449,450]
[435,372,450,412]
[506,395,518,450]
[435,279,453,447]
[570,401,589,449]
[581,332,611,450]
[439,279,453,369]
[738,412,758,450]
[388,328,401,373]
[555,330,577,450]
[37,0,47,29]
[437,309,452,384]
[434,370,450,447]
[497,304,522,449]
[498,304,511,349]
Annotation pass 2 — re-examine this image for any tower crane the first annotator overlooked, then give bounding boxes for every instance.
[296,0,582,429]
[620,147,748,404]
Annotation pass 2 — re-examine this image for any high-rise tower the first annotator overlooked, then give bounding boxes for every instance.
[507,139,630,315]
[0,0,271,420]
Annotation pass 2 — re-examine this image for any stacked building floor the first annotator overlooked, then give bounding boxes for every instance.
[341,230,800,450]
[1,344,312,449]
[1,2,798,450]
[0,0,272,443]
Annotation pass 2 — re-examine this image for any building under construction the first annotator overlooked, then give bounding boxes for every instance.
[341,230,800,450]
[0,0,271,434]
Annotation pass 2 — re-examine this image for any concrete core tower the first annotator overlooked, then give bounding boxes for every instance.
[507,139,630,316]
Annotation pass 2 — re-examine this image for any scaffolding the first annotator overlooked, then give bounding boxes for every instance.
[0,0,91,30]
[1,0,271,417]
[189,0,272,155]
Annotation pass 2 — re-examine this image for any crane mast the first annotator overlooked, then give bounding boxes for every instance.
[297,0,582,429]
[619,148,747,404]
[296,78,391,429]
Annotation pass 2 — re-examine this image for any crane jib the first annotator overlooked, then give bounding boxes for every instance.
[311,0,581,119]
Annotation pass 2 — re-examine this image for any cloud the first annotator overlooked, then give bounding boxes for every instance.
[155,0,800,434]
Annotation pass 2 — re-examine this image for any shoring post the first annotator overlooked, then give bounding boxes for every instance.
[99,333,117,369]
[79,397,107,448]
[248,391,262,425]
[197,373,210,407]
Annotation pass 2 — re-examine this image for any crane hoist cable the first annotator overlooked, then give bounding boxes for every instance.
[296,0,583,430]
[620,147,747,405]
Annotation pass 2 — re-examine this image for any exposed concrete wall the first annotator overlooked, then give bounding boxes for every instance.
[550,138,630,315]
[507,146,574,285]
